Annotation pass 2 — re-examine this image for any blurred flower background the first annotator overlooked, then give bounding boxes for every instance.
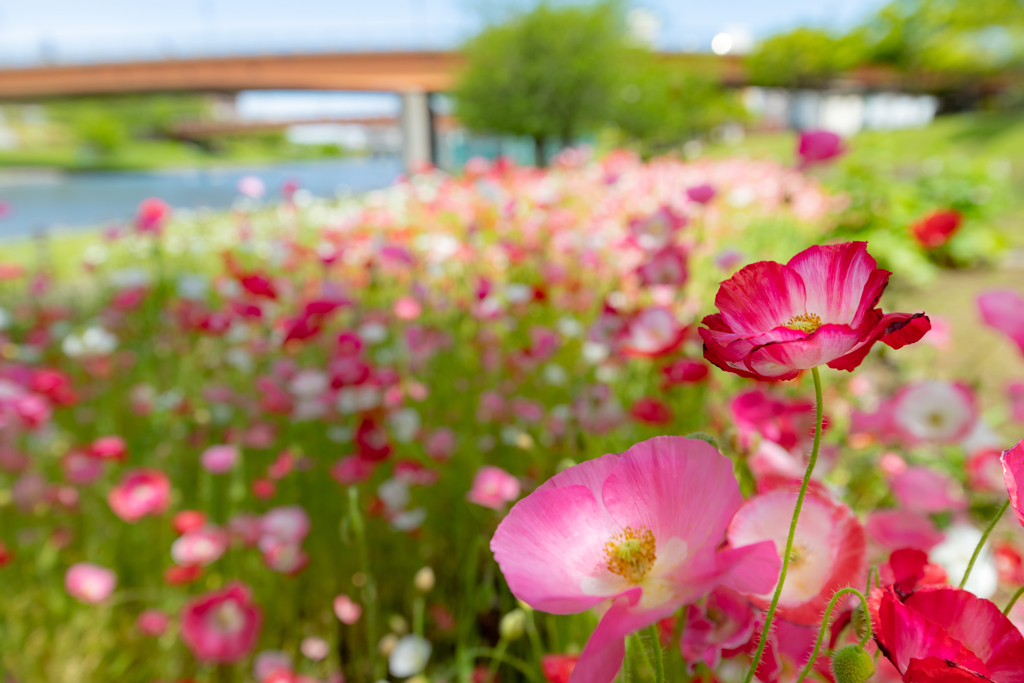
[0,1,1024,682]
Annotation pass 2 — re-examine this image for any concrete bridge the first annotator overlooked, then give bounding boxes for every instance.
[0,50,741,170]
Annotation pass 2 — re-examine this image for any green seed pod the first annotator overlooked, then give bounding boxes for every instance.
[831,644,875,683]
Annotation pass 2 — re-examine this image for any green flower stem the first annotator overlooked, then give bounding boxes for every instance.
[347,486,381,679]
[486,638,509,682]
[523,607,545,668]
[648,625,665,683]
[672,604,690,681]
[961,498,1010,589]
[413,596,425,637]
[440,647,543,683]
[1005,585,1024,615]
[795,587,872,683]
[744,366,825,683]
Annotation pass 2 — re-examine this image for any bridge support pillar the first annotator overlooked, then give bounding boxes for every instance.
[400,91,433,172]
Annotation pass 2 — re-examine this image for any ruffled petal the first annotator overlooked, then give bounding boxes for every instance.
[747,324,864,377]
[902,657,989,683]
[714,541,781,596]
[569,589,671,683]
[715,261,807,334]
[786,241,880,325]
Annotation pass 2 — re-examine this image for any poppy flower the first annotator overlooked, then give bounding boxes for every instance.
[180,582,262,664]
[467,466,520,510]
[874,585,1024,680]
[890,381,977,444]
[171,526,230,567]
[630,397,673,425]
[490,437,779,683]
[700,242,930,381]
[680,586,756,671]
[910,209,962,249]
[1002,439,1024,529]
[979,289,1024,356]
[65,562,117,604]
[108,469,171,523]
[726,485,866,625]
[686,184,716,204]
[660,359,709,386]
[621,306,687,358]
[891,466,966,514]
[541,654,578,683]
[865,510,944,551]
[136,198,171,234]
[637,247,688,287]
[797,130,844,168]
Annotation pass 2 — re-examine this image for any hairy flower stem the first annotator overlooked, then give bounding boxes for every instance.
[647,625,665,683]
[960,498,1010,589]
[1005,585,1024,615]
[795,587,873,683]
[743,366,824,683]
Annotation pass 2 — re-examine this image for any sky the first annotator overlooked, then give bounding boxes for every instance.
[0,0,891,119]
[0,0,891,62]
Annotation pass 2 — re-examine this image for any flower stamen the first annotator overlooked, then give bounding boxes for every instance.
[605,526,657,583]
[784,313,822,334]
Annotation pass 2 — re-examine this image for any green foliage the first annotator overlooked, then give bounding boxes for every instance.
[454,1,630,164]
[746,29,868,87]
[610,53,747,155]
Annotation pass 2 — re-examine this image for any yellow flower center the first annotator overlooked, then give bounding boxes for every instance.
[605,526,657,584]
[784,312,822,334]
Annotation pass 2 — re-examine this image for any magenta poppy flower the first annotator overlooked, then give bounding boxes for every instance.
[686,183,716,204]
[491,437,780,683]
[680,586,756,671]
[65,562,117,604]
[620,306,686,358]
[180,582,262,664]
[107,468,171,523]
[1002,440,1024,529]
[637,247,688,287]
[467,466,520,510]
[797,129,844,168]
[136,197,171,234]
[874,585,1024,680]
[891,466,965,514]
[979,289,1024,356]
[136,608,171,637]
[630,397,673,425]
[88,435,127,462]
[726,485,865,625]
[700,242,930,380]
[333,594,362,624]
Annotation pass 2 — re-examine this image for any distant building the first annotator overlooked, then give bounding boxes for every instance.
[744,87,939,136]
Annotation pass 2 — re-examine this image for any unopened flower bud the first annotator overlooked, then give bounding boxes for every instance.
[414,566,435,592]
[378,633,399,656]
[831,644,875,683]
[499,608,527,641]
[685,431,720,449]
[388,614,409,635]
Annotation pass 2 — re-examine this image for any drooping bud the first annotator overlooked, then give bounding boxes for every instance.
[685,431,720,449]
[500,608,527,641]
[831,644,875,683]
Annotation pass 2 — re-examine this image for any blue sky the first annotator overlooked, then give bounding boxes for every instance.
[0,0,891,119]
[0,0,889,62]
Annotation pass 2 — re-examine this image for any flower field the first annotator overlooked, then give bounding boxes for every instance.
[0,139,1023,683]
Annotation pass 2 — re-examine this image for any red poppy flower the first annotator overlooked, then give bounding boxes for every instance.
[874,585,1024,681]
[910,209,962,249]
[700,242,930,381]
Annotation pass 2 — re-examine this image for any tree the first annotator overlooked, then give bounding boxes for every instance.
[454,1,629,166]
[610,53,747,156]
[746,28,868,88]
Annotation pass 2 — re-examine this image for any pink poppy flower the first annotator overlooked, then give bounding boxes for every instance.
[88,435,127,462]
[108,468,171,523]
[797,129,844,168]
[467,466,520,510]
[660,359,708,386]
[541,654,578,683]
[173,510,207,535]
[1009,382,1024,421]
[333,594,362,624]
[726,485,865,625]
[620,306,686,358]
[237,175,266,199]
[874,585,1024,680]
[63,450,104,485]
[627,206,687,252]
[171,525,230,567]
[700,242,929,381]
[491,437,780,683]
[136,197,171,234]
[330,455,377,485]
[424,427,457,461]
[979,289,1024,356]
[910,209,962,249]
[730,389,816,453]
[865,510,944,551]
[876,548,947,595]
[180,582,262,664]
[136,608,171,637]
[637,247,688,287]
[890,381,977,444]
[393,296,422,321]
[65,562,117,604]
[200,445,239,474]
[680,586,756,671]
[260,505,311,544]
[891,466,966,514]
[1003,440,1024,529]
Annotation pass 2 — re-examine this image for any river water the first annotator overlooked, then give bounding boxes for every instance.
[0,156,404,240]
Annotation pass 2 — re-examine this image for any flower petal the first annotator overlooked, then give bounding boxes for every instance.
[877,588,988,675]
[569,589,670,683]
[491,484,620,614]
[747,324,863,377]
[786,241,880,325]
[1003,440,1024,529]
[715,261,807,334]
